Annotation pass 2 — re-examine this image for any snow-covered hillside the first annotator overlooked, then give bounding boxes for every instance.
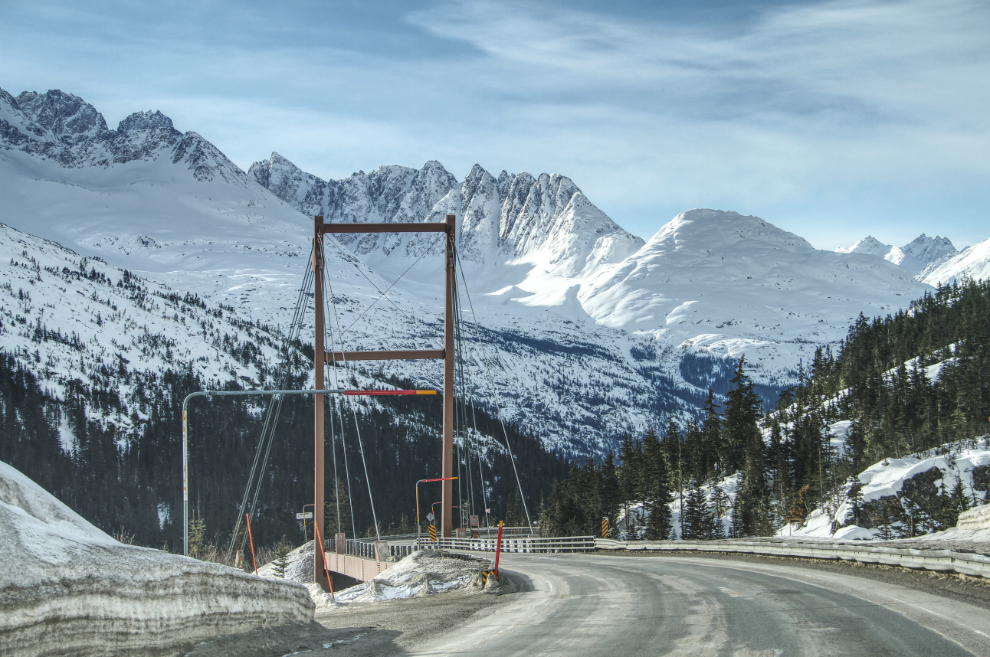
[0,222,287,439]
[836,234,957,277]
[781,438,990,540]
[579,210,928,369]
[920,236,990,286]
[0,460,313,655]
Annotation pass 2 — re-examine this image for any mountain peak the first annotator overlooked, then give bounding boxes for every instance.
[836,235,890,255]
[14,89,108,143]
[651,209,813,253]
[117,110,176,135]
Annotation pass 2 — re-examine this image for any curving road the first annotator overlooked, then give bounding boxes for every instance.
[413,553,990,656]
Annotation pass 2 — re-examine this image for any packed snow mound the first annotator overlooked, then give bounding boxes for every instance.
[258,540,315,583]
[317,550,489,608]
[921,236,990,286]
[0,460,313,656]
[957,504,990,530]
[780,438,990,541]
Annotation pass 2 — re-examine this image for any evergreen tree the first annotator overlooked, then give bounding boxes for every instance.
[273,535,290,578]
[708,485,729,540]
[682,480,707,540]
[644,433,673,540]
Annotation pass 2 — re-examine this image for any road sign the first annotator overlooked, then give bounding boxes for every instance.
[601,517,610,538]
[426,512,435,522]
[296,512,313,520]
[429,524,437,541]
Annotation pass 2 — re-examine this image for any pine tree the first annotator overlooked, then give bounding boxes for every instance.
[273,535,290,578]
[188,512,206,560]
[682,480,707,540]
[709,485,729,540]
[644,432,673,541]
[724,358,771,536]
[601,451,621,535]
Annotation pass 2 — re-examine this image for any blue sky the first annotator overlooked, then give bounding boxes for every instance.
[2,0,988,249]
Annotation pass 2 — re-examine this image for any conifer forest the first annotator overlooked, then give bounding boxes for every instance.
[541,279,990,539]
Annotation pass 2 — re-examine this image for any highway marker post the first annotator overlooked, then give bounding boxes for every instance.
[494,520,504,580]
[245,513,258,575]
[313,521,336,602]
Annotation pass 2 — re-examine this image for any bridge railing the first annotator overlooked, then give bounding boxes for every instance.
[416,535,595,553]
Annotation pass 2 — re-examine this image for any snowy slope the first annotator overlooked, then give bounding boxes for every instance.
[920,236,990,286]
[780,438,990,540]
[0,87,313,324]
[0,460,313,655]
[836,234,957,277]
[0,222,290,439]
[579,210,929,377]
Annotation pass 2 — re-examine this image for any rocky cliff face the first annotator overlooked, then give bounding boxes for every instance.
[1,87,244,183]
[249,154,644,277]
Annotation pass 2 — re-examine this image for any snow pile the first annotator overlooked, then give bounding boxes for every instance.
[257,540,315,583]
[780,438,990,541]
[0,460,313,656]
[317,550,488,608]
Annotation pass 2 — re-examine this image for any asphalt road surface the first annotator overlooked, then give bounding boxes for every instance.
[412,553,990,656]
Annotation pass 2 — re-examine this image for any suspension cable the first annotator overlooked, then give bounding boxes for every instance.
[320,239,360,538]
[339,233,444,336]
[321,238,381,541]
[324,235,417,328]
[454,248,534,532]
[226,247,314,562]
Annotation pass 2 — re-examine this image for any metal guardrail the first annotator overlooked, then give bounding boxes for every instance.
[328,538,418,560]
[594,538,990,579]
[418,535,595,553]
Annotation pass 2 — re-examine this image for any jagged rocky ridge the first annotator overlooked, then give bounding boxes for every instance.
[836,234,959,278]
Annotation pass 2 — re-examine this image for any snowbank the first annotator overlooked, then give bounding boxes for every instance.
[957,504,990,530]
[313,550,490,609]
[0,461,313,656]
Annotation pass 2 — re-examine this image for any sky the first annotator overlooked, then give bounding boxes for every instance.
[1,0,988,249]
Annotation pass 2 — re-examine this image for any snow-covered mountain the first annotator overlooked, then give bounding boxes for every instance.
[577,210,928,366]
[919,236,990,287]
[836,234,957,277]
[0,85,958,457]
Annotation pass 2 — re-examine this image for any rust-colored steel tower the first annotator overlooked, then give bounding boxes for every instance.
[312,215,456,588]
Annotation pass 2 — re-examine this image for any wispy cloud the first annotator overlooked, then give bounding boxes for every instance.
[1,0,988,248]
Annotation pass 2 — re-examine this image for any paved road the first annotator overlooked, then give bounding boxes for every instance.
[413,553,990,656]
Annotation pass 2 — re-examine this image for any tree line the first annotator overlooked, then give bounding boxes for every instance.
[542,279,990,539]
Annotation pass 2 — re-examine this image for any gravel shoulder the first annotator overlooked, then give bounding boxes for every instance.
[605,548,990,610]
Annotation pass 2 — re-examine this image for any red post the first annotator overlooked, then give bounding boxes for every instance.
[245,513,258,576]
[494,520,504,580]
[313,521,336,602]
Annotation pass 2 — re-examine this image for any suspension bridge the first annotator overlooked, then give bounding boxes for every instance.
[182,214,534,590]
